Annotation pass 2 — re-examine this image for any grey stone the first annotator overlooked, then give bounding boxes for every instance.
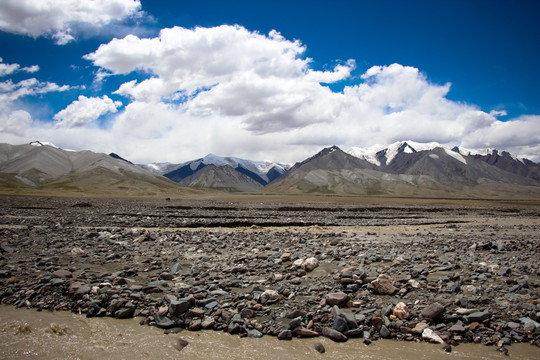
[322,327,348,342]
[277,330,292,340]
[466,311,491,323]
[380,325,391,338]
[333,315,349,333]
[247,329,263,338]
[169,300,190,316]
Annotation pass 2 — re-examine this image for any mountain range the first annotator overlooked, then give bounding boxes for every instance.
[0,142,195,197]
[1,140,540,198]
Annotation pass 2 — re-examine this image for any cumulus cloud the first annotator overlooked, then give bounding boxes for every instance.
[2,25,539,163]
[0,78,70,103]
[0,71,72,138]
[54,95,122,128]
[85,25,354,132]
[0,0,143,45]
[0,58,39,77]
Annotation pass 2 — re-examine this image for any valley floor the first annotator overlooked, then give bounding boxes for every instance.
[0,195,539,356]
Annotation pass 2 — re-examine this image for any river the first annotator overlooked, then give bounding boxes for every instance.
[1,306,538,359]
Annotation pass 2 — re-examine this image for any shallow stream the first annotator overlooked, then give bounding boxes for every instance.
[1,306,539,359]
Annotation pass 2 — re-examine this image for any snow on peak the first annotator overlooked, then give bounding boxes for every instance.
[347,140,444,166]
[30,141,58,148]
[443,148,467,164]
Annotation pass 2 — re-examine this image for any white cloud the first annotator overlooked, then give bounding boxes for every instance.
[0,78,70,104]
[54,95,123,128]
[2,25,539,164]
[0,109,32,136]
[0,0,143,45]
[0,58,39,77]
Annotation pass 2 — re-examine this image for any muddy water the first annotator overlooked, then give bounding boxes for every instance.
[1,307,539,359]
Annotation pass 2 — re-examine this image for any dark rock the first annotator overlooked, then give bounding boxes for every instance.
[442,344,452,353]
[155,315,176,329]
[169,300,190,316]
[240,308,256,319]
[292,327,319,337]
[313,343,326,353]
[115,307,135,319]
[421,303,445,319]
[322,327,348,342]
[380,325,391,338]
[333,315,349,333]
[277,330,292,340]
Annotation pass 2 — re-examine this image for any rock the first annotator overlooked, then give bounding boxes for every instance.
[313,343,326,353]
[86,302,101,318]
[421,303,445,319]
[466,311,491,323]
[286,309,305,319]
[393,302,409,319]
[170,263,183,274]
[260,289,279,304]
[174,337,189,351]
[292,327,319,337]
[52,269,72,279]
[188,319,202,331]
[380,325,391,338]
[169,300,190,316]
[322,327,348,342]
[325,292,350,306]
[247,329,263,338]
[302,257,319,271]
[422,328,445,344]
[240,308,255,319]
[68,282,91,300]
[115,307,135,318]
[449,323,466,332]
[442,344,452,353]
[201,317,216,329]
[333,315,349,333]
[520,317,540,331]
[288,317,302,330]
[50,278,65,286]
[155,315,176,329]
[227,323,243,334]
[368,274,396,294]
[412,322,429,334]
[280,253,292,262]
[277,330,292,340]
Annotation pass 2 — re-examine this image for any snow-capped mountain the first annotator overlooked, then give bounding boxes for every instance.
[267,144,540,197]
[143,154,291,186]
[0,142,189,196]
[347,141,467,166]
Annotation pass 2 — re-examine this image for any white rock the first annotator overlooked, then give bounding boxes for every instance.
[302,257,319,272]
[422,328,445,344]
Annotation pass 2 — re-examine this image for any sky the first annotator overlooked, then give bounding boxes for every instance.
[1,0,539,164]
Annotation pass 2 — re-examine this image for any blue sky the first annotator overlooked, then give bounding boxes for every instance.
[1,0,539,163]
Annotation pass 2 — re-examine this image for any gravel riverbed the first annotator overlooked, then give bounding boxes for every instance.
[1,195,539,355]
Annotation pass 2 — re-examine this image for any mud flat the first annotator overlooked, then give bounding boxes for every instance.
[0,195,539,357]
